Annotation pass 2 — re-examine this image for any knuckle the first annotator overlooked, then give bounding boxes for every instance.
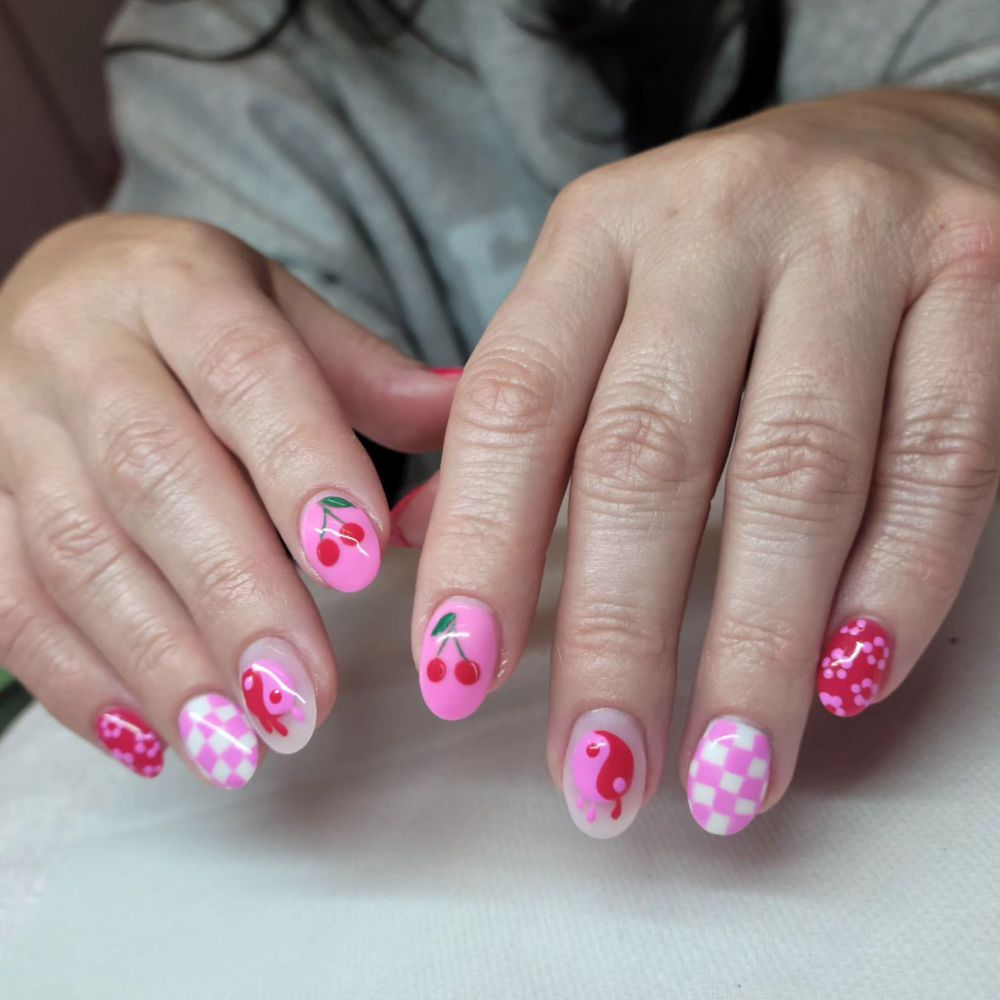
[710,604,806,679]
[879,398,999,515]
[728,398,868,524]
[97,403,199,511]
[130,619,187,683]
[0,587,43,667]
[567,599,671,666]
[130,217,242,277]
[678,131,777,221]
[576,394,708,507]
[926,188,1000,285]
[456,347,560,443]
[191,541,264,612]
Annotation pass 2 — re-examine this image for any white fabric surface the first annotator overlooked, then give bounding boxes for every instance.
[1,504,998,999]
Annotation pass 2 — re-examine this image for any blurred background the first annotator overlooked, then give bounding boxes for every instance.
[1,0,121,275]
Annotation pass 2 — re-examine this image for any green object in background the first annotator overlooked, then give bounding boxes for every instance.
[0,668,32,738]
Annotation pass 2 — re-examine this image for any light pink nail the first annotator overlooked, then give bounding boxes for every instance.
[178,693,259,789]
[687,716,771,835]
[299,492,381,593]
[238,637,316,754]
[418,598,498,721]
[562,709,646,839]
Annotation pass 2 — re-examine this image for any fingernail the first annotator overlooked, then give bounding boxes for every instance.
[562,708,645,839]
[238,637,316,754]
[687,716,771,836]
[95,707,166,779]
[419,597,498,721]
[817,616,893,718]
[300,491,381,593]
[178,693,259,789]
[388,482,428,549]
[430,367,463,379]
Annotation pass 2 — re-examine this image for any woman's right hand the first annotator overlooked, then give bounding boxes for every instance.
[0,213,456,785]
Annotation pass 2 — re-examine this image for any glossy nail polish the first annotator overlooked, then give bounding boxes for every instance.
[419,598,498,721]
[300,492,381,593]
[95,707,165,778]
[178,693,258,789]
[430,367,463,378]
[687,717,771,836]
[817,617,892,718]
[238,637,316,754]
[562,708,645,839]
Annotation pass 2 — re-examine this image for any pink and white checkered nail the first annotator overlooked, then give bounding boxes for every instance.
[687,717,771,836]
[178,693,259,789]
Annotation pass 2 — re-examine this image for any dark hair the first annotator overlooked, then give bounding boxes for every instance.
[106,0,785,151]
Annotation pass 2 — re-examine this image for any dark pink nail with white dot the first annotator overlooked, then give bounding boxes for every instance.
[817,617,893,718]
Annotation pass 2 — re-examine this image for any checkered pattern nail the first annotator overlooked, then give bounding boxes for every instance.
[178,693,259,789]
[687,717,771,836]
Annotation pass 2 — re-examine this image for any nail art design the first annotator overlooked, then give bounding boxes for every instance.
[563,709,645,838]
[300,493,381,593]
[178,693,258,789]
[95,707,165,779]
[687,717,770,836]
[419,598,498,721]
[817,617,892,718]
[238,637,316,754]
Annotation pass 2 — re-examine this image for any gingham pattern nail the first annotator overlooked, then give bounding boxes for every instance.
[687,717,771,836]
[178,693,259,789]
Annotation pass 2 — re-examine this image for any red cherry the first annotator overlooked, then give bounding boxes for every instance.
[454,659,480,686]
[317,537,340,566]
[341,523,365,547]
[586,743,601,758]
[426,658,446,683]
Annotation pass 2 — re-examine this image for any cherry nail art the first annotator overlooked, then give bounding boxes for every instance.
[95,707,165,779]
[817,617,893,718]
[300,492,381,593]
[419,598,498,720]
[562,709,646,839]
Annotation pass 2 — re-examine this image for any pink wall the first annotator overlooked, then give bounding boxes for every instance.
[1,0,121,275]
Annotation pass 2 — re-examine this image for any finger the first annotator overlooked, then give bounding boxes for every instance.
[0,490,168,779]
[412,191,628,720]
[388,474,438,549]
[550,238,761,838]
[816,255,1000,716]
[681,249,907,835]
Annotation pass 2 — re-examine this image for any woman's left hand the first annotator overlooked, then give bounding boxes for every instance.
[408,88,1000,836]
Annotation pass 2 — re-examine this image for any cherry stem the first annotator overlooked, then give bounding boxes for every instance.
[454,638,470,661]
[319,509,347,538]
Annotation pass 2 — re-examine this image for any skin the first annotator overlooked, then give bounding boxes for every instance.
[2,89,1000,822]
[0,215,457,767]
[410,89,1000,814]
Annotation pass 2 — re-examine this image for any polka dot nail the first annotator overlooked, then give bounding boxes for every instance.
[817,617,893,718]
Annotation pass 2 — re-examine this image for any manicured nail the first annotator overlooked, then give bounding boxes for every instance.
[389,482,428,548]
[300,491,381,593]
[419,598,498,721]
[562,708,645,839]
[817,616,893,718]
[178,693,258,789]
[238,637,316,754]
[687,717,771,836]
[430,367,463,379]
[95,707,165,779]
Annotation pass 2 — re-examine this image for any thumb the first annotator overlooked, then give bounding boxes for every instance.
[270,264,462,453]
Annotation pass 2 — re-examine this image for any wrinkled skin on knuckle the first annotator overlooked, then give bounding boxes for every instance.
[190,539,264,615]
[728,390,869,529]
[566,597,672,668]
[708,600,809,686]
[923,188,1000,288]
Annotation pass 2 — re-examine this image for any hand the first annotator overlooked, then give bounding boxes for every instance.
[411,89,1000,836]
[0,214,455,784]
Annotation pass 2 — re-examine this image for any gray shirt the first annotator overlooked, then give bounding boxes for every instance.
[104,0,1000,366]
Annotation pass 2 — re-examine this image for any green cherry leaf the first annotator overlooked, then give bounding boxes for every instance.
[320,496,353,509]
[431,612,457,637]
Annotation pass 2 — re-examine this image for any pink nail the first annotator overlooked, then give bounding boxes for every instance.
[562,709,646,839]
[238,637,316,754]
[299,491,381,593]
[418,598,498,721]
[95,706,166,779]
[430,367,463,379]
[178,693,259,789]
[687,717,771,836]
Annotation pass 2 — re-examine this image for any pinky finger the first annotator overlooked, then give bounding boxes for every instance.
[817,266,1000,717]
[0,491,167,777]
